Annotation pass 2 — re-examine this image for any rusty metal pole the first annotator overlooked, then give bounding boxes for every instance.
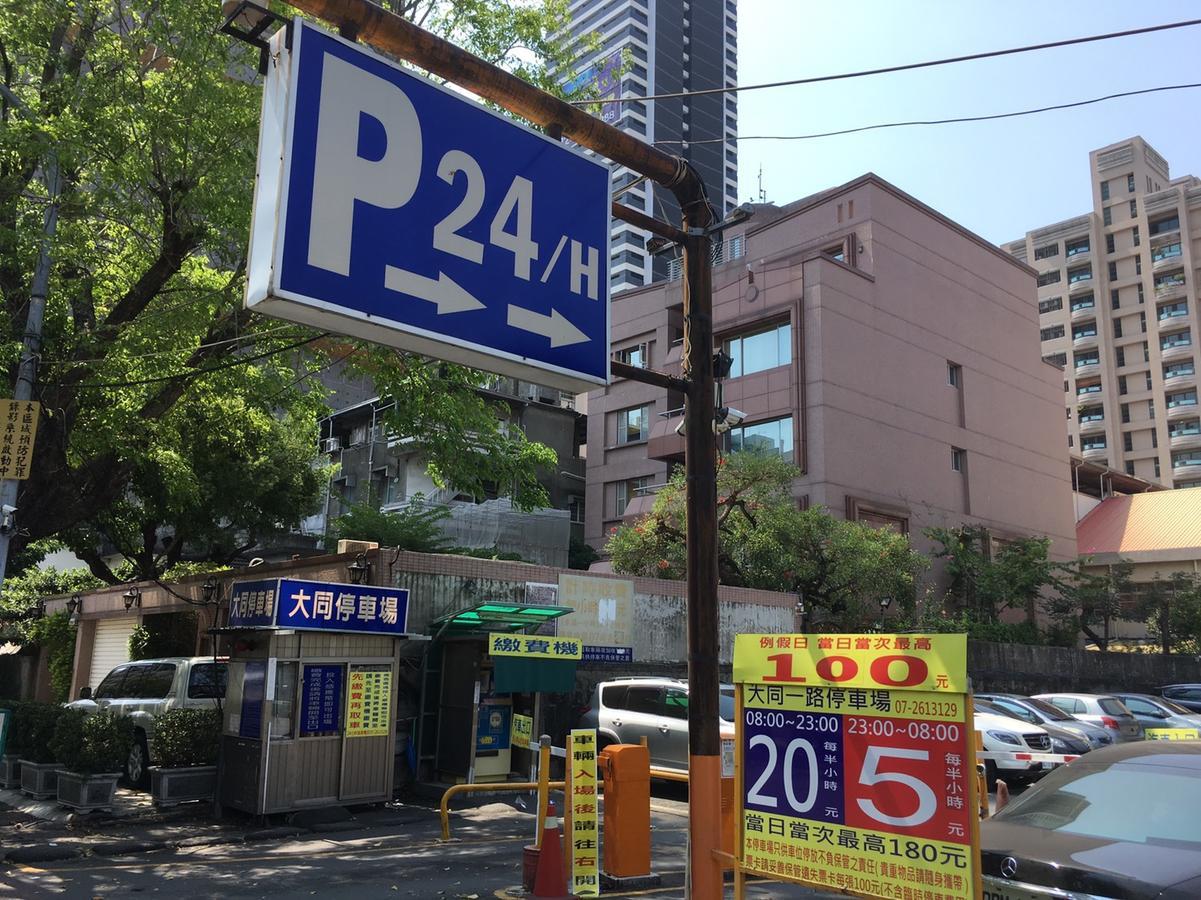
[272,4,721,894]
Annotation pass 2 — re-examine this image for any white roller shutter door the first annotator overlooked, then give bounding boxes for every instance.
[88,617,137,689]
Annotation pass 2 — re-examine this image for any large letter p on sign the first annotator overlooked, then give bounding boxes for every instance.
[308,53,422,276]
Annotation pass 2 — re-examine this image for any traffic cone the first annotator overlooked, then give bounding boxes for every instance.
[532,799,571,898]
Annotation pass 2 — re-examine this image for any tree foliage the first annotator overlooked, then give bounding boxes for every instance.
[607,453,927,630]
[0,0,572,582]
[328,496,453,554]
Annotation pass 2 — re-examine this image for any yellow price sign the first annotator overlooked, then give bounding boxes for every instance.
[1145,727,1200,740]
[511,713,533,749]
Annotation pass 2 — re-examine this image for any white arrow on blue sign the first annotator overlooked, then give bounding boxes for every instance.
[246,21,612,391]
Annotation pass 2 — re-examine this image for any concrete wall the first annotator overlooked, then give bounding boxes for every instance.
[968,639,1200,693]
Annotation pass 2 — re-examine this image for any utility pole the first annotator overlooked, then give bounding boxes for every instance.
[0,84,61,588]
[261,1,724,893]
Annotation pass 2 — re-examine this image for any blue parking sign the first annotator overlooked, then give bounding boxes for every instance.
[246,21,611,391]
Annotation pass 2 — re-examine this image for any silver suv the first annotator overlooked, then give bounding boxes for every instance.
[578,677,735,772]
[67,657,227,786]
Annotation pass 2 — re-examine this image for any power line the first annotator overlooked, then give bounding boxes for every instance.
[67,334,326,390]
[571,18,1201,107]
[40,322,307,368]
[653,82,1201,146]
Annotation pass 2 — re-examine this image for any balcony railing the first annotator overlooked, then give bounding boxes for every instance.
[666,234,745,281]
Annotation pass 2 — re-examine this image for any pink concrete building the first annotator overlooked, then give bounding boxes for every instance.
[584,174,1078,566]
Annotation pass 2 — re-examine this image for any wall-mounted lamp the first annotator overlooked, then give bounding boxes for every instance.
[201,575,221,606]
[347,551,371,586]
[123,586,142,611]
[878,597,893,619]
[66,594,81,625]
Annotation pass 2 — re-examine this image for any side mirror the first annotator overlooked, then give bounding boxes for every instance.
[78,686,93,700]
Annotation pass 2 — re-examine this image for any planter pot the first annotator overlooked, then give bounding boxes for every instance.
[19,759,60,799]
[56,769,121,812]
[1,754,21,789]
[150,765,217,807]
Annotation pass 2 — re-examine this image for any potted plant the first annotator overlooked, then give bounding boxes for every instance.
[18,702,66,799]
[52,709,133,812]
[149,708,220,806]
[1,700,26,789]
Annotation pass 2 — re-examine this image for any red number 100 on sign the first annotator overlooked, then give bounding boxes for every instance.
[763,653,929,688]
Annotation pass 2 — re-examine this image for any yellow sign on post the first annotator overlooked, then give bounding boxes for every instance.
[346,665,392,737]
[487,632,583,660]
[1145,727,1201,740]
[568,728,600,896]
[511,713,533,749]
[0,400,40,480]
[733,634,980,900]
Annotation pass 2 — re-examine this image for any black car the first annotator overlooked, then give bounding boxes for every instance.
[1162,684,1201,714]
[982,742,1201,898]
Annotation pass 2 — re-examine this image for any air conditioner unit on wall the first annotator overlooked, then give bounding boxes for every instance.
[323,436,343,454]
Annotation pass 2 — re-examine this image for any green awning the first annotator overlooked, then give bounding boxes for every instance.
[428,602,574,636]
[493,656,578,693]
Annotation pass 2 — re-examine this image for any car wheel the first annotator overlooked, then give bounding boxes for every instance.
[125,734,150,789]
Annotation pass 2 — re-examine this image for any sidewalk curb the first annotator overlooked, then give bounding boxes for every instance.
[91,839,171,857]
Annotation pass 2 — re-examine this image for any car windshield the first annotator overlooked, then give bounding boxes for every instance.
[994,759,1201,846]
[1099,698,1131,717]
[719,692,735,722]
[1024,697,1075,721]
[1159,697,1194,716]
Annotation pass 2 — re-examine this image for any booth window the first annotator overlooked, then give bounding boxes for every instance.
[271,661,298,740]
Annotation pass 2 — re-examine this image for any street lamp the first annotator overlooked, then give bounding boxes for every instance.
[123,586,142,611]
[347,552,371,586]
[202,575,221,606]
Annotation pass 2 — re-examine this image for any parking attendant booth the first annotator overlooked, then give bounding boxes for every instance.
[218,577,416,815]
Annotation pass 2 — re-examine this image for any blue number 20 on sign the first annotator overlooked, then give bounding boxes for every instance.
[246,21,611,391]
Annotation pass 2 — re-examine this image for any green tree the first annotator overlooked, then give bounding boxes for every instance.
[328,496,453,553]
[926,526,1063,623]
[607,453,928,629]
[0,0,573,580]
[1131,572,1201,656]
[1043,559,1135,651]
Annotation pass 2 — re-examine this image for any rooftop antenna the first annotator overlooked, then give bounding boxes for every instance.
[757,164,767,203]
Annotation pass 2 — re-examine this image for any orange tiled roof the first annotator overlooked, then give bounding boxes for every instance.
[1077,490,1201,555]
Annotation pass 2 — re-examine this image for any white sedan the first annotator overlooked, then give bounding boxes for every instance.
[975,708,1058,783]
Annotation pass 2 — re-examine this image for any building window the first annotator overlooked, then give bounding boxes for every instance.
[1108,261,1118,280]
[1038,297,1063,314]
[1082,435,1107,451]
[846,497,909,535]
[1100,181,1110,201]
[1128,173,1136,193]
[1167,390,1199,409]
[1113,319,1123,339]
[1074,352,1099,369]
[1155,458,1161,478]
[1105,234,1115,254]
[1071,323,1097,340]
[1067,265,1092,284]
[947,362,961,387]
[1133,226,1141,247]
[1162,330,1192,351]
[1116,347,1126,367]
[1121,402,1130,423]
[951,447,964,472]
[1034,243,1059,260]
[616,405,650,444]
[1135,256,1142,276]
[727,416,794,459]
[1144,342,1151,362]
[1149,214,1180,236]
[1065,237,1090,257]
[568,495,585,524]
[1173,450,1201,469]
[1159,302,1188,321]
[1040,325,1065,341]
[1079,406,1104,423]
[1103,206,1113,227]
[1155,271,1186,291]
[1119,375,1128,395]
[1152,242,1183,264]
[614,343,649,369]
[1125,461,1135,475]
[1165,361,1197,380]
[614,476,650,518]
[722,321,792,378]
[1123,432,1134,452]
[1152,428,1159,448]
[1169,419,1201,438]
[1070,295,1095,313]
[1111,289,1121,310]
[1129,199,1138,218]
[1043,352,1066,367]
[1037,271,1061,287]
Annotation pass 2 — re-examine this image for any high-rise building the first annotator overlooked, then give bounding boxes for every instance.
[583,174,1077,567]
[1005,137,1201,489]
[562,0,739,292]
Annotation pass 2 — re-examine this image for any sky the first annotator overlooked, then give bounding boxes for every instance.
[734,1,1201,244]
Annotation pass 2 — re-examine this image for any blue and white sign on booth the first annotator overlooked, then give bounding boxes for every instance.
[246,21,611,392]
[229,577,410,637]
